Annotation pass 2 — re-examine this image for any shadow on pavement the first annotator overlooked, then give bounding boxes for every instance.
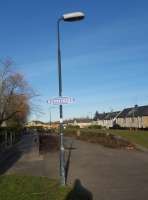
[65,140,77,184]
[65,141,73,184]
[65,179,93,200]
[64,141,93,199]
[0,147,22,175]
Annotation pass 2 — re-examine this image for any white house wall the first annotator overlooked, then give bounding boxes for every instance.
[97,116,146,128]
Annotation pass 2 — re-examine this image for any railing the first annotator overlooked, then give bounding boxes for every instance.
[0,128,22,152]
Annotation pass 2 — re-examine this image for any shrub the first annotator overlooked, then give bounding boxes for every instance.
[88,125,102,129]
[111,123,121,129]
[66,125,80,129]
[64,127,78,136]
[64,128,135,149]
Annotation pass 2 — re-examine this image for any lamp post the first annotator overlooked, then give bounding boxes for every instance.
[57,12,85,185]
[49,107,56,127]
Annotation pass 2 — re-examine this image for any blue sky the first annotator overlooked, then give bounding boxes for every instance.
[0,0,148,122]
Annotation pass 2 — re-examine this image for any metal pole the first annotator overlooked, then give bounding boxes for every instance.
[50,110,51,126]
[57,18,65,185]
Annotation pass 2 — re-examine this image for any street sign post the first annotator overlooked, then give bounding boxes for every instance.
[47,96,75,105]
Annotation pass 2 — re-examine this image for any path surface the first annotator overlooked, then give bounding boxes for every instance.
[4,134,46,177]
[64,138,148,200]
[1,134,148,200]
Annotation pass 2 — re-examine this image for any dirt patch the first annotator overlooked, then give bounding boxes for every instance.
[39,135,59,154]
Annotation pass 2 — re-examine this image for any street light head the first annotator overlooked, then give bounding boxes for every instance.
[62,12,85,22]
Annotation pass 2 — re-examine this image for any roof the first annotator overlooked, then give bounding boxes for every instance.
[96,113,107,120]
[118,108,132,118]
[118,105,148,118]
[137,105,148,116]
[96,112,120,120]
[74,118,92,123]
[29,120,45,125]
[104,111,120,120]
[64,118,92,123]
[96,105,148,120]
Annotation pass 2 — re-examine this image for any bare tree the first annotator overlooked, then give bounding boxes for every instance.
[0,59,33,127]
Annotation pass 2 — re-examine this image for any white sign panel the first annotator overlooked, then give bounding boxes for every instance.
[47,96,75,105]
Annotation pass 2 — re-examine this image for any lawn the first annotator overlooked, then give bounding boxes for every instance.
[106,129,148,149]
[0,175,89,200]
[0,175,69,200]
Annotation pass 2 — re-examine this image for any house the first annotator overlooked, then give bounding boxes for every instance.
[65,118,93,128]
[95,105,148,129]
[26,120,51,130]
[104,111,120,128]
[116,105,148,128]
[96,113,107,127]
[96,112,120,128]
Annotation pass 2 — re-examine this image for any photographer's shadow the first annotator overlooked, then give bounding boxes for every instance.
[65,179,93,200]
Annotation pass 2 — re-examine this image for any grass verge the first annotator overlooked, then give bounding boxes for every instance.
[0,175,70,200]
[107,129,148,149]
[64,128,148,149]
[64,128,134,149]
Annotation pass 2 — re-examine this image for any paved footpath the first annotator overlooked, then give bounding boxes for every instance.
[3,134,47,177]
[1,134,148,200]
